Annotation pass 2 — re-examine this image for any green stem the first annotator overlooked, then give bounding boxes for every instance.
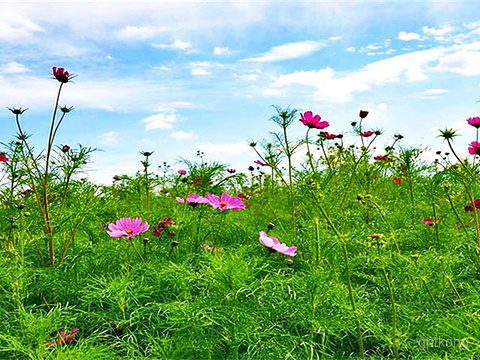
[382,267,399,359]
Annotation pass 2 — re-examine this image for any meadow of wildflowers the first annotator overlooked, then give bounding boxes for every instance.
[1,68,480,359]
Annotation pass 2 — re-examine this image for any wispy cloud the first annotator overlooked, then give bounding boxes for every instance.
[423,25,455,36]
[172,130,194,139]
[101,131,120,145]
[242,40,325,62]
[0,16,44,42]
[116,25,168,40]
[2,62,30,74]
[152,39,193,52]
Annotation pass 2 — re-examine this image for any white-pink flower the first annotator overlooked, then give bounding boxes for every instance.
[259,231,297,257]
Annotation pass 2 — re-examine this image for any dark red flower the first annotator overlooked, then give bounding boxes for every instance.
[374,155,388,161]
[320,131,337,139]
[359,110,369,119]
[52,66,71,83]
[465,199,480,212]
[113,175,120,181]
[61,145,70,153]
[393,177,402,184]
[227,168,236,173]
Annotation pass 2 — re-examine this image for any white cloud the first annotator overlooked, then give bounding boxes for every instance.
[214,46,231,55]
[2,62,30,74]
[193,141,251,155]
[242,40,325,62]
[422,25,454,36]
[116,25,167,40]
[142,108,179,130]
[152,39,193,51]
[434,50,480,75]
[346,46,355,52]
[329,36,341,41]
[191,68,211,76]
[397,31,424,41]
[101,131,119,145]
[171,131,193,139]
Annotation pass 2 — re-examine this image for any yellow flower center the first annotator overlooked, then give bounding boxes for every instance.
[125,228,134,235]
[220,201,228,207]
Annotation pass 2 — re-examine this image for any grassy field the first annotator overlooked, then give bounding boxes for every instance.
[1,69,480,359]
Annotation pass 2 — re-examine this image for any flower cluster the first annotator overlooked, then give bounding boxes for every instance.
[465,199,480,212]
[152,217,175,237]
[47,328,79,346]
[259,231,297,257]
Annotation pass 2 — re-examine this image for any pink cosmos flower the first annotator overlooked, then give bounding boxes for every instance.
[52,66,71,83]
[178,169,187,175]
[204,193,246,211]
[467,117,480,128]
[254,160,270,167]
[259,231,297,257]
[421,217,438,226]
[360,131,374,137]
[468,141,480,156]
[107,218,149,239]
[0,153,9,162]
[374,155,388,161]
[393,177,402,184]
[175,193,209,206]
[300,111,329,129]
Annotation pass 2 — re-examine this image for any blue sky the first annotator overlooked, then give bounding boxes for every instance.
[2,1,480,184]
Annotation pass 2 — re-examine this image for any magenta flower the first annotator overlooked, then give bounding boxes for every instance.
[468,141,480,156]
[204,193,246,211]
[300,111,329,129]
[259,231,297,257]
[52,66,71,83]
[254,160,270,167]
[374,155,388,161]
[107,218,149,239]
[467,117,480,128]
[0,153,9,162]
[393,177,402,184]
[175,193,209,207]
[178,169,187,175]
[421,217,438,226]
[360,131,374,137]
